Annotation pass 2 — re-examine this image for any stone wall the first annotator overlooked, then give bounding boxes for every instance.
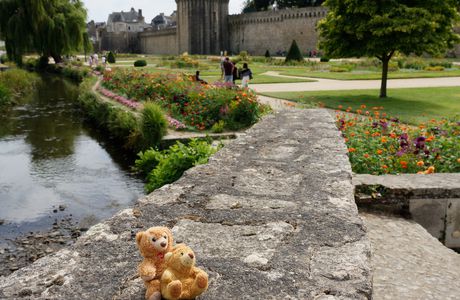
[228,7,327,55]
[100,31,140,53]
[0,109,372,299]
[139,28,178,55]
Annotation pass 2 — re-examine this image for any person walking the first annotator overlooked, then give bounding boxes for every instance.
[222,57,234,84]
[240,63,253,88]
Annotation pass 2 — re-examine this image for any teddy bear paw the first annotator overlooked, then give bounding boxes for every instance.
[168,280,182,298]
[148,291,161,300]
[196,273,208,289]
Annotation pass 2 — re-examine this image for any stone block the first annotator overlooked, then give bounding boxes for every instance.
[446,199,460,249]
[409,198,448,241]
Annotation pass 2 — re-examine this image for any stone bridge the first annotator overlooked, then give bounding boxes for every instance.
[0,109,372,299]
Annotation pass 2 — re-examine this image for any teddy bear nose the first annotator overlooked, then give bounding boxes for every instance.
[188,253,194,259]
[161,242,166,248]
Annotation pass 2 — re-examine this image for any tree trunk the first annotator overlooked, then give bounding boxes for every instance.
[380,56,389,98]
[51,54,62,64]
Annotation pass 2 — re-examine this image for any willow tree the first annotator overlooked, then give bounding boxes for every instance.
[0,0,89,65]
[318,0,460,98]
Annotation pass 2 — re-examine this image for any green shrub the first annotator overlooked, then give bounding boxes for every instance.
[320,57,330,62]
[264,50,271,58]
[134,60,147,67]
[136,139,221,193]
[36,56,49,70]
[239,51,250,61]
[388,61,400,72]
[0,68,40,97]
[424,66,445,71]
[141,102,168,147]
[211,120,225,133]
[77,78,141,150]
[0,54,9,64]
[429,61,452,68]
[329,67,349,72]
[107,51,116,64]
[0,82,12,107]
[285,40,304,62]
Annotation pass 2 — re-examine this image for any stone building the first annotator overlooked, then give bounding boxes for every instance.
[107,8,150,33]
[151,12,177,30]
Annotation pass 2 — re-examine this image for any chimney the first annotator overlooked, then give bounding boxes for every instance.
[138,9,142,16]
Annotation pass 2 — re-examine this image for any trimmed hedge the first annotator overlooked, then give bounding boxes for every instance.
[285,40,304,62]
[134,60,147,67]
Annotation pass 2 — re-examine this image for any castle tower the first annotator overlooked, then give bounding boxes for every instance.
[176,0,229,54]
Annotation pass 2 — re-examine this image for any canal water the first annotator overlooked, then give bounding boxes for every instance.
[0,76,145,246]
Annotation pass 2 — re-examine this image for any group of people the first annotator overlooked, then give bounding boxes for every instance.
[221,57,253,88]
[88,53,107,68]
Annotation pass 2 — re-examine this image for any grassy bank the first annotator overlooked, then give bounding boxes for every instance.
[0,68,41,108]
[262,86,460,124]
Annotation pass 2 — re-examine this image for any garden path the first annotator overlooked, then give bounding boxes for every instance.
[254,71,460,93]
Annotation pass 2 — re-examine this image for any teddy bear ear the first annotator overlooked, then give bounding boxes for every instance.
[165,228,174,245]
[135,231,144,247]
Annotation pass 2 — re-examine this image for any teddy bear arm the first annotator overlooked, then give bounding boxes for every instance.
[160,269,176,285]
[138,261,157,282]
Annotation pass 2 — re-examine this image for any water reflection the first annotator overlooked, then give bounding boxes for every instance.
[0,75,144,240]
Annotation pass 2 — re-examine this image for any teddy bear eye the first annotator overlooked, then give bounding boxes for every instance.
[163,235,167,239]
[152,237,157,242]
[181,252,184,256]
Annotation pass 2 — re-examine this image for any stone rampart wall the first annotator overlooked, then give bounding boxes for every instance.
[228,7,327,55]
[100,31,140,53]
[139,28,178,55]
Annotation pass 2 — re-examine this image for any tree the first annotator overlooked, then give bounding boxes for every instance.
[107,51,116,64]
[318,0,460,98]
[286,40,304,62]
[0,0,89,65]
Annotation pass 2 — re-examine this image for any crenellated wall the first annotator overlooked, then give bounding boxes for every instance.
[139,28,178,55]
[228,7,327,55]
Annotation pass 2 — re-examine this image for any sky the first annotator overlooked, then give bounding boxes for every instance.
[82,0,247,23]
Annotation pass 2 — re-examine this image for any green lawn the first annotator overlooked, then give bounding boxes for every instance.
[279,69,460,80]
[262,87,460,124]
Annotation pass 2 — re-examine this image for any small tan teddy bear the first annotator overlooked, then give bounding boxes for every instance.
[160,244,209,300]
[136,226,174,300]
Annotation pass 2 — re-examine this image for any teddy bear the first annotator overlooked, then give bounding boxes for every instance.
[160,244,209,300]
[136,226,174,300]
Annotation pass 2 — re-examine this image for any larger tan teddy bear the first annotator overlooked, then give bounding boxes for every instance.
[136,226,174,300]
[160,244,209,300]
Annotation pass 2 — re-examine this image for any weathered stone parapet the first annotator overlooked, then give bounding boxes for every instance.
[354,174,460,249]
[0,109,372,299]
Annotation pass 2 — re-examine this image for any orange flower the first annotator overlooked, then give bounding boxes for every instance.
[426,166,435,174]
[381,137,388,143]
[360,104,366,109]
[372,132,381,137]
[338,105,343,109]
[356,109,363,114]
[400,161,408,169]
[458,158,460,163]
[350,133,356,137]
[365,131,370,135]
[376,149,383,155]
[390,133,397,138]
[348,148,356,153]
[426,136,435,142]
[417,161,424,167]
[364,154,370,158]
[382,165,388,169]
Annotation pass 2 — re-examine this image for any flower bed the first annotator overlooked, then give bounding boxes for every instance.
[98,87,141,109]
[336,106,460,175]
[101,68,265,131]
